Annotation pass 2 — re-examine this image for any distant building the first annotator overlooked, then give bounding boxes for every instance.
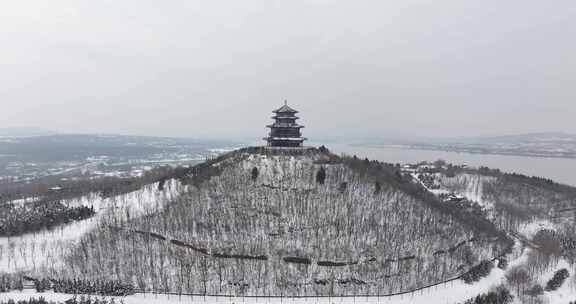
[264,101,307,147]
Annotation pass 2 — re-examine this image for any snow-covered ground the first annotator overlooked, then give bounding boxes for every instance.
[410,173,494,210]
[4,196,42,206]
[517,219,557,239]
[435,174,496,210]
[0,282,512,304]
[0,214,100,272]
[0,179,187,273]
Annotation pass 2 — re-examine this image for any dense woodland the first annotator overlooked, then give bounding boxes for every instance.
[0,297,121,304]
[0,202,95,237]
[461,286,513,304]
[0,274,23,293]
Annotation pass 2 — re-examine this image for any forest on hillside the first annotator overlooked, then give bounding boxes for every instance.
[3,147,575,301]
[421,163,576,262]
[55,148,509,296]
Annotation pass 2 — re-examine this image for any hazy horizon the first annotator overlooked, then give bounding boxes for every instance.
[2,1,575,140]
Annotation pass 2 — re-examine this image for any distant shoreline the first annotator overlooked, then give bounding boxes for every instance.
[352,144,576,160]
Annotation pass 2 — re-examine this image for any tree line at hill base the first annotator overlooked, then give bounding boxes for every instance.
[0,275,134,298]
[33,279,134,297]
[0,297,123,304]
[0,203,95,237]
[461,286,513,304]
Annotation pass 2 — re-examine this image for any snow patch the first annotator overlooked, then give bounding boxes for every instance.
[518,220,557,239]
[437,174,496,209]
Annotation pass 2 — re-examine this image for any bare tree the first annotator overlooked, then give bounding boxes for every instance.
[506,266,531,296]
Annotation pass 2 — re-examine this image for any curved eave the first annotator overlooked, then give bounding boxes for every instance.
[266,125,305,129]
[272,116,300,120]
[272,108,298,114]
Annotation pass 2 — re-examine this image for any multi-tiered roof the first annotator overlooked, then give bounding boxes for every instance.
[264,101,307,147]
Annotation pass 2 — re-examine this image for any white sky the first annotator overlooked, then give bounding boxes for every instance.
[0,0,575,140]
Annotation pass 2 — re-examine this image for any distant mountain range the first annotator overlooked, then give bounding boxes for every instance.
[358,132,576,159]
[4,128,575,159]
[441,132,576,144]
[0,127,58,137]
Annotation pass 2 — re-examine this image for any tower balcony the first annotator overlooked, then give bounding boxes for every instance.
[266,123,304,129]
[272,115,300,120]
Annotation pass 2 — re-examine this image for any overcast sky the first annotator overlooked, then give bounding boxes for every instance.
[1,0,575,140]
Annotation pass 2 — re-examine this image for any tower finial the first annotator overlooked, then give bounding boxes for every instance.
[284,99,287,106]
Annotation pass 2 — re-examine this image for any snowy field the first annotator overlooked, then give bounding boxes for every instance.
[0,284,513,304]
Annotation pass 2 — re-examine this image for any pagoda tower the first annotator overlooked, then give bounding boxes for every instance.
[264,101,307,147]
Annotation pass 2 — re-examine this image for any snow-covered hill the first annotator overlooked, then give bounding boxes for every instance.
[49,147,509,297]
[410,163,576,303]
[2,147,575,303]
